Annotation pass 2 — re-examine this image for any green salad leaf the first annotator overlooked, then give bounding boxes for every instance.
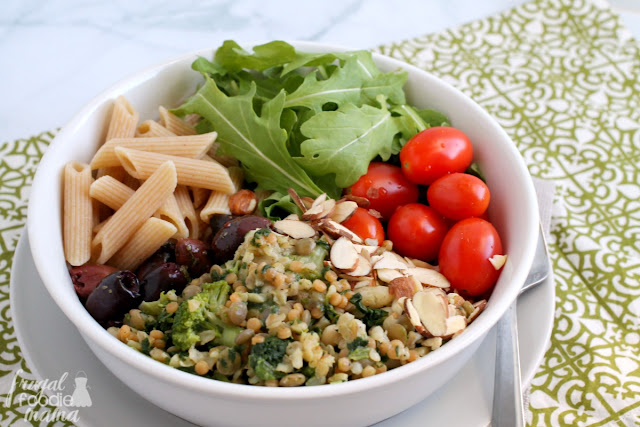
[174,78,326,197]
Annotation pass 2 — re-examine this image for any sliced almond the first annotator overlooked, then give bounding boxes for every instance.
[310,193,327,209]
[342,194,370,207]
[404,298,429,337]
[404,257,436,269]
[348,254,372,276]
[467,300,487,323]
[376,268,403,283]
[287,188,307,213]
[406,267,450,289]
[488,254,507,270]
[444,315,467,337]
[364,238,379,246]
[411,291,449,337]
[302,198,335,221]
[353,244,378,255]
[368,209,383,219]
[301,197,314,210]
[283,213,300,221]
[388,276,417,299]
[372,251,408,270]
[330,201,358,223]
[273,219,316,239]
[330,237,359,270]
[318,219,363,243]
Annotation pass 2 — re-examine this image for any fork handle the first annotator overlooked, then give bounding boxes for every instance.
[491,304,525,427]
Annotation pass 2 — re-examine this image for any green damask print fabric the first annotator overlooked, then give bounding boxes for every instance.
[378,0,640,424]
[2,0,640,425]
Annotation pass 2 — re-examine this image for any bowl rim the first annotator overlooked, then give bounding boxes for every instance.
[27,40,539,400]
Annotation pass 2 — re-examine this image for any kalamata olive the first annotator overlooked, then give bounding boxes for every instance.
[137,242,176,280]
[211,216,272,263]
[85,271,141,326]
[140,262,188,301]
[69,264,118,301]
[209,214,237,236]
[175,238,213,277]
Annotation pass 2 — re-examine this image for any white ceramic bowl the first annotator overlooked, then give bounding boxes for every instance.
[28,41,539,427]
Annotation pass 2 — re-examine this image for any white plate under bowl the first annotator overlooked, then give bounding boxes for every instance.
[10,229,554,427]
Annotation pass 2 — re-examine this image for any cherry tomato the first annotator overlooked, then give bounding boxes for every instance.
[347,162,419,220]
[400,127,473,185]
[387,203,448,261]
[427,173,490,221]
[342,207,385,246]
[438,218,503,296]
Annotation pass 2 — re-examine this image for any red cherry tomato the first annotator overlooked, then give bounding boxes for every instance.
[427,173,490,221]
[347,162,419,220]
[400,127,473,185]
[342,207,385,246]
[387,203,449,261]
[438,218,503,296]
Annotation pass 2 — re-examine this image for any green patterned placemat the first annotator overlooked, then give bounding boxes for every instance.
[2,0,640,425]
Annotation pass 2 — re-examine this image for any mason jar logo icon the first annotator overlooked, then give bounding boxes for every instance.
[69,371,92,408]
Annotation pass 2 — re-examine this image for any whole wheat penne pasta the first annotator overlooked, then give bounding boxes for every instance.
[109,218,177,271]
[174,185,201,239]
[106,96,139,140]
[96,166,127,182]
[91,175,188,239]
[92,161,177,264]
[90,132,217,169]
[93,216,109,234]
[115,147,234,193]
[200,167,244,222]
[135,120,177,138]
[63,162,94,266]
[159,106,197,135]
[191,187,210,209]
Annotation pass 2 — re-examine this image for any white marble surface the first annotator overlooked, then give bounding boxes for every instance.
[1,0,640,141]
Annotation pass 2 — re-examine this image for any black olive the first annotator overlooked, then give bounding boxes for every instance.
[85,271,141,326]
[175,238,213,277]
[136,242,176,280]
[209,214,237,236]
[140,262,188,302]
[211,216,272,263]
[69,264,118,302]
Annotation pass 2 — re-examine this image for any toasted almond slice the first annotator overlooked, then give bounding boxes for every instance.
[319,219,363,243]
[411,291,449,337]
[343,194,370,207]
[301,197,314,210]
[330,201,358,223]
[287,188,307,213]
[404,298,429,337]
[372,251,408,270]
[368,209,383,219]
[330,237,359,270]
[353,244,378,255]
[273,219,316,239]
[388,276,417,299]
[302,198,335,221]
[467,300,487,323]
[404,257,436,269]
[444,315,467,337]
[348,254,372,277]
[311,193,327,208]
[283,213,300,221]
[376,268,403,283]
[489,254,508,270]
[406,267,450,289]
[421,286,447,298]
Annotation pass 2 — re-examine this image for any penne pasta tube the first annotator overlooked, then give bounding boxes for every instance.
[90,132,217,169]
[63,162,94,266]
[115,147,234,193]
[191,187,210,209]
[106,96,139,140]
[92,161,177,264]
[159,106,197,135]
[135,120,177,138]
[109,218,177,271]
[91,175,188,239]
[174,185,201,239]
[200,167,244,222]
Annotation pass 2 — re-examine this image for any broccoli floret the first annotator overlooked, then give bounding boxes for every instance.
[248,336,289,381]
[350,293,389,328]
[292,243,329,280]
[171,281,242,351]
[139,291,174,316]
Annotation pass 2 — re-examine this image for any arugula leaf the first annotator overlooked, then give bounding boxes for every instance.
[350,293,389,328]
[296,98,399,188]
[416,108,450,128]
[391,105,451,153]
[258,192,302,220]
[173,78,325,198]
[214,40,298,72]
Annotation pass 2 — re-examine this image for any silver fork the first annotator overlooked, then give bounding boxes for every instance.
[491,229,551,427]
